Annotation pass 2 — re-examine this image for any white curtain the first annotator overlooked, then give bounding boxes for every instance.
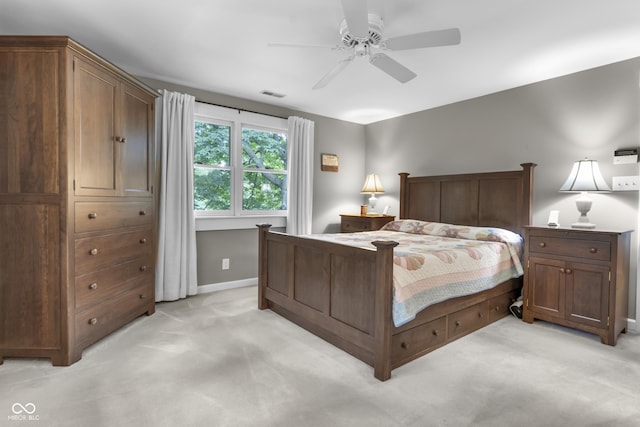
[155,90,198,301]
[287,116,315,235]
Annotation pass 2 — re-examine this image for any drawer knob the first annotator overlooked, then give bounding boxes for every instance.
[565,268,572,274]
[478,313,483,318]
[400,342,408,349]
[140,265,148,272]
[88,212,98,219]
[89,248,98,256]
[89,318,98,325]
[140,238,147,244]
[115,136,126,143]
[538,242,546,248]
[590,248,597,253]
[432,329,439,336]
[139,210,147,216]
[455,320,461,327]
[89,282,98,290]
[495,305,501,312]
[139,294,146,299]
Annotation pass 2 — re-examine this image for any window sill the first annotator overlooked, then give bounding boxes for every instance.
[195,215,286,231]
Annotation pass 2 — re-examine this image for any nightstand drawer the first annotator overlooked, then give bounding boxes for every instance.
[529,236,610,261]
[342,217,374,232]
[340,214,395,232]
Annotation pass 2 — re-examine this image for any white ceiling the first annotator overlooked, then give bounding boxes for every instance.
[2,0,640,124]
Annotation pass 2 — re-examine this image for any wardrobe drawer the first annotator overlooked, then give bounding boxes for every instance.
[391,317,447,365]
[75,201,153,233]
[75,256,154,309]
[75,229,153,274]
[528,236,610,262]
[75,281,153,348]
[447,303,487,341]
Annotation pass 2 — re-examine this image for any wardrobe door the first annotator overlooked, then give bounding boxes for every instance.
[74,57,119,197]
[120,82,154,197]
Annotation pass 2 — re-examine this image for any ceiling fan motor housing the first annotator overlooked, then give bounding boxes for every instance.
[340,13,383,49]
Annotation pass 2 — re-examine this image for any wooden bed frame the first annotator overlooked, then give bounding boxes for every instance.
[258,163,535,381]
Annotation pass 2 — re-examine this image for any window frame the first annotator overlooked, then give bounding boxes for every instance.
[193,102,288,230]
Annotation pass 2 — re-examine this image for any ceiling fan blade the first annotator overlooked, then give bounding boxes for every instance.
[385,28,461,50]
[268,41,338,49]
[312,56,354,90]
[369,53,417,83]
[341,0,369,40]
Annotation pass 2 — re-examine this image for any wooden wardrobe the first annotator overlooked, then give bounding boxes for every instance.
[0,36,158,365]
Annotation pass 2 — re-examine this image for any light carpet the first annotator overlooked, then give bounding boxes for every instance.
[2,285,640,427]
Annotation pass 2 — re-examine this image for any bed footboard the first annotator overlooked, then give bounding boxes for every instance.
[257,224,521,381]
[257,224,398,380]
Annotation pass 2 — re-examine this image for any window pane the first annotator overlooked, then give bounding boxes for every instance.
[195,122,230,167]
[194,167,231,211]
[242,128,287,170]
[242,171,287,211]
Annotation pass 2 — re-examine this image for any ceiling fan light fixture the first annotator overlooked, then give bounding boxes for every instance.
[339,14,383,48]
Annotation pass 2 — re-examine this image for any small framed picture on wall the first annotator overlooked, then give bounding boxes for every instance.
[321,153,339,172]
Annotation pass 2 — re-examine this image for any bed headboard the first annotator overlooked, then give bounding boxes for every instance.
[399,163,536,236]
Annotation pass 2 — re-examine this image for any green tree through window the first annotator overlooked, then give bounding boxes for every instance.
[193,113,288,215]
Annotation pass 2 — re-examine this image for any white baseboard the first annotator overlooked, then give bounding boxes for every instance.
[197,278,257,294]
[627,318,637,333]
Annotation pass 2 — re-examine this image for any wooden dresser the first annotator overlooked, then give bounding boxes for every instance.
[522,226,631,345]
[0,36,158,365]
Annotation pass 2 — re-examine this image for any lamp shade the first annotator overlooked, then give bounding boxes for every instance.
[559,159,611,192]
[360,174,384,194]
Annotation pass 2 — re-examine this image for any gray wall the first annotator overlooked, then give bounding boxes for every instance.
[140,77,366,285]
[365,57,640,319]
[142,56,640,320]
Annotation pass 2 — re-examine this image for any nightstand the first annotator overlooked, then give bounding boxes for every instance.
[340,214,395,232]
[522,226,632,345]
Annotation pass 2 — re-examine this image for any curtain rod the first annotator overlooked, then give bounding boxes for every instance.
[195,99,288,120]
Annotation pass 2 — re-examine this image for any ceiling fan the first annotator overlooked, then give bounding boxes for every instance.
[269,0,461,89]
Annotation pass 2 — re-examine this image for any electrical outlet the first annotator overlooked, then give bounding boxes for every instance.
[222,258,230,270]
[612,176,640,191]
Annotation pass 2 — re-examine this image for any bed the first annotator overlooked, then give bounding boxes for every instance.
[257,163,536,381]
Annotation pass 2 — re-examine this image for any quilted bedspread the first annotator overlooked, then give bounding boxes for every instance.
[305,220,524,327]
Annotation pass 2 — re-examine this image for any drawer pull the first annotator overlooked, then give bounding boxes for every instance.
[139,210,147,216]
[88,212,98,219]
[89,282,98,290]
[89,248,98,256]
[455,320,461,327]
[538,242,546,248]
[115,136,126,143]
[589,248,597,253]
[140,238,147,244]
[89,318,98,325]
[495,305,501,312]
[139,294,146,300]
[565,269,572,274]
[432,329,439,336]
[478,313,483,318]
[400,342,408,349]
[140,265,148,272]
[560,268,565,273]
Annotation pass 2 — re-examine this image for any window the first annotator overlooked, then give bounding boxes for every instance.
[193,103,288,224]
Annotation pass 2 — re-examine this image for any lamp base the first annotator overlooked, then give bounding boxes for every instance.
[571,222,596,229]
